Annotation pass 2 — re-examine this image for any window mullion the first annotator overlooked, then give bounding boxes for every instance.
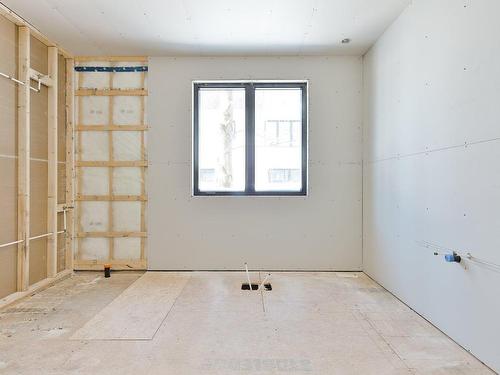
[245,84,256,194]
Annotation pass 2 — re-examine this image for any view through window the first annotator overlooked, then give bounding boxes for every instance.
[193,82,307,196]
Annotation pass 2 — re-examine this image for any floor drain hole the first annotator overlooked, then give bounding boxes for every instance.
[241,283,259,290]
[241,283,272,291]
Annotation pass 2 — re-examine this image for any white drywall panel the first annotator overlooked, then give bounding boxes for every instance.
[148,56,363,270]
[363,0,500,371]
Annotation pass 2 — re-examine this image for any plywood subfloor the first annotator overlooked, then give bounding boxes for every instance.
[71,272,189,340]
[0,272,494,375]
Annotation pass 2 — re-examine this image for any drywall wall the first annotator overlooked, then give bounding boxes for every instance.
[148,57,362,270]
[0,14,17,299]
[363,0,500,371]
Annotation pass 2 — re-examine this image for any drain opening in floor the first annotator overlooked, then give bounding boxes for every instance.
[241,283,272,291]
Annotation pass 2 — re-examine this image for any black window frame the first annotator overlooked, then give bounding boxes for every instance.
[193,81,308,196]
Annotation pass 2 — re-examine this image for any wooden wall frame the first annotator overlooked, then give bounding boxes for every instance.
[73,57,148,271]
[0,7,76,309]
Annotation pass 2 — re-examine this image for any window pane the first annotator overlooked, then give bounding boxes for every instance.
[198,88,246,191]
[255,88,303,192]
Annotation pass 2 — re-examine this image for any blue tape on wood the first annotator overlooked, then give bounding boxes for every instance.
[74,66,148,72]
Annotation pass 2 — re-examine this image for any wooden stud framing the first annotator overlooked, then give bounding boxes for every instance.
[0,6,76,305]
[140,70,147,262]
[65,59,75,271]
[74,58,148,271]
[72,260,146,271]
[76,70,83,263]
[47,47,58,278]
[76,125,148,131]
[17,27,31,292]
[76,161,148,167]
[29,68,54,87]
[75,56,148,62]
[75,89,147,96]
[108,66,115,262]
[76,232,147,238]
[76,195,147,202]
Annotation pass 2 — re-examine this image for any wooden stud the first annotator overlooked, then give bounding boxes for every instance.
[17,27,30,292]
[76,69,83,263]
[140,70,147,263]
[65,58,75,271]
[75,56,147,62]
[76,161,148,167]
[76,125,148,131]
[108,65,115,261]
[75,89,147,96]
[29,68,54,87]
[47,47,58,278]
[75,195,147,201]
[73,259,146,271]
[76,232,147,238]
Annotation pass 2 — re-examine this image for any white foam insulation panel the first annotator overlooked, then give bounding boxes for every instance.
[75,58,148,270]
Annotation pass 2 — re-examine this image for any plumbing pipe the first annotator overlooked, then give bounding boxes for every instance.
[0,239,24,249]
[432,248,500,271]
[244,262,252,290]
[29,232,54,241]
[1,70,42,92]
[259,273,271,290]
[63,209,67,233]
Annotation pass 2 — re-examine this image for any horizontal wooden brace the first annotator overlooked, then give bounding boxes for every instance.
[75,56,148,62]
[74,259,147,271]
[77,231,147,238]
[76,125,148,131]
[29,68,53,87]
[76,161,148,167]
[75,89,147,96]
[76,195,147,201]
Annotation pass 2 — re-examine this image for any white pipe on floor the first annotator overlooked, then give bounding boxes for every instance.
[259,273,271,290]
[244,263,252,289]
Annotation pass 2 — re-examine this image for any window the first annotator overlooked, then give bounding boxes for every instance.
[193,82,307,196]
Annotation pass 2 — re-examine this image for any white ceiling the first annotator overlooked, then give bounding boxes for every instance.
[2,0,410,56]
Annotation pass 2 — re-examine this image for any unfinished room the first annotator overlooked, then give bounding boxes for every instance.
[0,0,498,374]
